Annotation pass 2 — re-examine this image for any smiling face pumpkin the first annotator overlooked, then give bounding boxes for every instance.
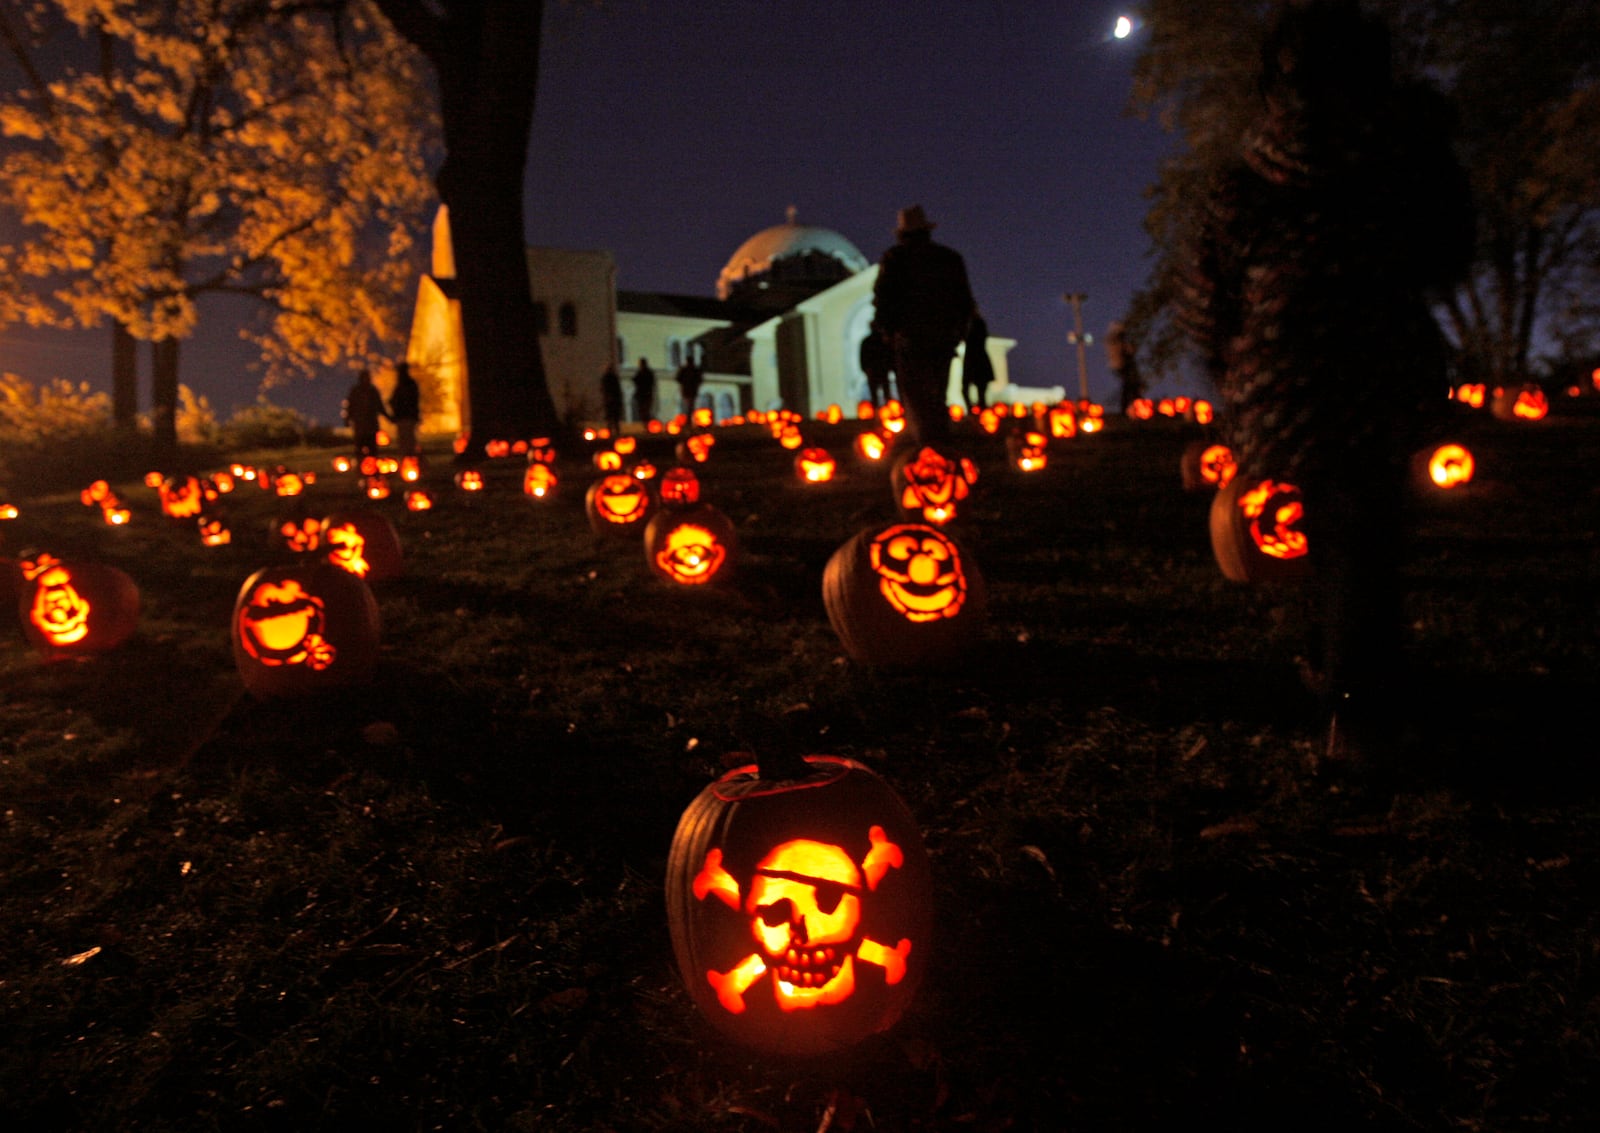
[236,578,332,669]
[868,525,968,622]
[586,473,655,534]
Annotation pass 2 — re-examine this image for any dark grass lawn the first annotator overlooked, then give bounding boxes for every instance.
[2,408,1597,1132]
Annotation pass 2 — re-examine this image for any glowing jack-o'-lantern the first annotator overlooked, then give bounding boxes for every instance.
[454,469,485,492]
[594,449,624,471]
[1492,384,1549,422]
[1414,442,1475,491]
[853,431,889,464]
[659,466,701,507]
[485,439,511,458]
[527,439,558,465]
[1180,441,1238,492]
[399,455,422,482]
[644,504,736,585]
[667,753,933,1055]
[320,511,403,582]
[1210,476,1312,583]
[159,475,205,520]
[891,446,977,525]
[777,424,804,450]
[822,522,986,668]
[523,462,559,500]
[271,515,322,553]
[1007,430,1049,471]
[795,447,837,483]
[405,489,434,512]
[1046,404,1077,439]
[362,474,392,500]
[585,473,656,535]
[1128,397,1154,420]
[676,434,715,464]
[198,516,232,546]
[17,555,140,658]
[232,563,380,698]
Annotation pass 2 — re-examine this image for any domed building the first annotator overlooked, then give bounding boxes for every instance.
[405,206,1018,432]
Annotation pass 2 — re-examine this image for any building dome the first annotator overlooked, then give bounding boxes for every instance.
[716,208,869,302]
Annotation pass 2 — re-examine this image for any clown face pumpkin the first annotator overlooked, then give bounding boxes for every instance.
[891,446,977,526]
[643,504,736,586]
[585,474,656,536]
[822,522,987,668]
[232,563,380,698]
[17,555,140,658]
[666,754,933,1055]
[1209,476,1313,583]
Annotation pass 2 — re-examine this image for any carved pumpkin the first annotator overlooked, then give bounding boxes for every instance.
[822,522,987,668]
[643,503,737,586]
[1046,404,1077,439]
[1210,476,1312,583]
[399,455,423,482]
[1180,441,1238,492]
[232,563,380,698]
[363,474,392,501]
[659,466,701,508]
[454,469,485,492]
[676,434,716,464]
[795,447,837,483]
[404,489,434,512]
[1006,430,1049,472]
[197,515,232,546]
[523,462,559,500]
[272,470,306,497]
[853,430,890,465]
[320,511,404,582]
[594,449,624,471]
[1415,442,1475,490]
[17,554,140,658]
[1491,384,1549,422]
[891,446,977,526]
[527,439,558,465]
[585,473,656,536]
[1127,397,1154,420]
[666,753,933,1055]
[271,515,323,554]
[485,439,511,458]
[159,475,205,520]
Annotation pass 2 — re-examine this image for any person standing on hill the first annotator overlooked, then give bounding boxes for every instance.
[632,358,657,424]
[385,362,422,457]
[342,369,384,459]
[600,364,623,434]
[872,205,975,444]
[675,354,704,418]
[1178,0,1475,774]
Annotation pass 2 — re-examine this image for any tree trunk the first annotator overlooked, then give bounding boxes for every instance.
[151,336,179,468]
[378,0,561,460]
[112,321,138,432]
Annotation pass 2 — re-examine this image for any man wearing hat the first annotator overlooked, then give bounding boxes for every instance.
[871,205,975,443]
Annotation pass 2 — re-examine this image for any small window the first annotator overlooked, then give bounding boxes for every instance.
[558,301,577,336]
[532,302,549,336]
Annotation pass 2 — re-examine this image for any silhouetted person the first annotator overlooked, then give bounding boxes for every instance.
[859,322,895,410]
[342,369,384,459]
[961,309,994,412]
[385,362,421,457]
[632,358,656,423]
[600,365,623,434]
[1106,320,1145,414]
[675,355,704,417]
[1179,0,1474,774]
[872,205,974,443]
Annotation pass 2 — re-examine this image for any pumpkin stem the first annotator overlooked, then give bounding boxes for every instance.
[754,747,816,784]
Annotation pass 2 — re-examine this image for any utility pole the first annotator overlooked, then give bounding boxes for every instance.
[1063,292,1090,401]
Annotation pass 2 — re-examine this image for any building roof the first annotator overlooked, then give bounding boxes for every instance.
[617,289,767,324]
[715,212,869,301]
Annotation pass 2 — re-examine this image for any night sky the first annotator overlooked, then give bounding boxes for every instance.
[2,2,1182,426]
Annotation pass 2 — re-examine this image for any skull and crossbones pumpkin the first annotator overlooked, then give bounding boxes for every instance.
[667,755,933,1054]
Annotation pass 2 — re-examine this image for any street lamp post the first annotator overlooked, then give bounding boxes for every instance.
[1063,292,1091,402]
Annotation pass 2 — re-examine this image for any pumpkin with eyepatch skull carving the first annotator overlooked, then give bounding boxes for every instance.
[666,753,933,1055]
[822,522,986,668]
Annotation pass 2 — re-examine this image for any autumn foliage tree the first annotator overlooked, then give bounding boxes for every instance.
[0,0,437,462]
[1127,0,1600,390]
